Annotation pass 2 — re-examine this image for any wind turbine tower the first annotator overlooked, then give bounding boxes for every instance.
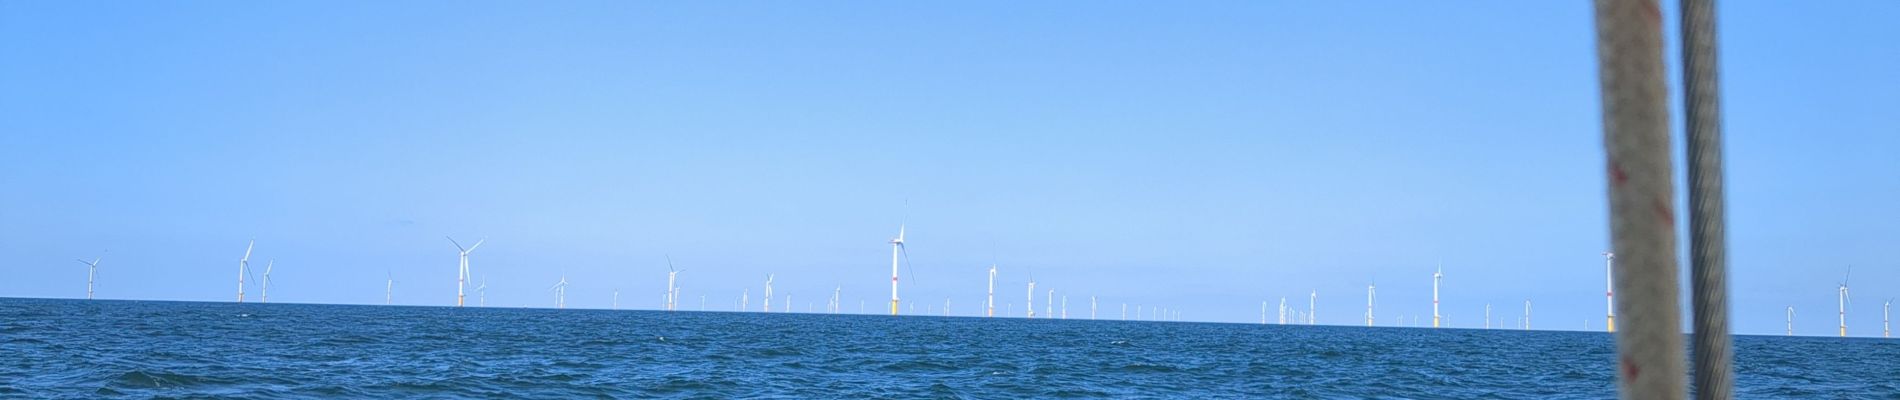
[1885,299,1892,338]
[1091,296,1097,320]
[1046,289,1054,320]
[448,237,484,307]
[1278,297,1287,324]
[1604,252,1616,332]
[1027,280,1036,318]
[986,264,997,317]
[76,252,103,300]
[1786,306,1794,336]
[1839,268,1851,337]
[237,240,254,303]
[764,274,775,312]
[549,274,569,309]
[1524,299,1532,330]
[385,271,394,305]
[1309,290,1317,325]
[889,224,906,316]
[1366,281,1376,327]
[1432,263,1443,328]
[477,275,487,307]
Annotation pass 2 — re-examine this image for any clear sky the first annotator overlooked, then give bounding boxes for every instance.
[2,2,1895,335]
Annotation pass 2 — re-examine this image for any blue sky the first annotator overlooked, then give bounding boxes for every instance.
[2,2,1894,335]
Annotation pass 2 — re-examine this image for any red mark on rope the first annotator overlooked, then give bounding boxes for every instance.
[1609,164,1629,186]
[1641,0,1663,23]
[1654,200,1675,227]
[1621,355,1642,380]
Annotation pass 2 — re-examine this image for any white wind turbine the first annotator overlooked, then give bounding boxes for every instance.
[1524,299,1533,330]
[831,286,842,314]
[1026,276,1037,319]
[1046,289,1054,320]
[1366,280,1376,327]
[1839,267,1852,337]
[763,274,775,312]
[665,255,684,311]
[888,223,909,316]
[1062,295,1068,319]
[447,237,484,308]
[1885,299,1893,339]
[741,289,750,312]
[1485,304,1492,329]
[237,240,254,303]
[1278,297,1287,324]
[986,264,997,317]
[1309,290,1317,325]
[477,275,488,307]
[550,273,569,309]
[1091,296,1097,320]
[75,251,104,300]
[1262,301,1268,324]
[1604,252,1616,332]
[261,260,274,303]
[385,271,395,305]
[1432,263,1443,328]
[1786,306,1794,336]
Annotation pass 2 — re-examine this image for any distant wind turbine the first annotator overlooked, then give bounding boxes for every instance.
[1786,306,1794,336]
[385,271,395,305]
[75,251,104,300]
[986,264,997,317]
[1091,296,1097,320]
[1604,252,1616,332]
[1839,267,1852,337]
[549,273,569,309]
[1524,299,1532,330]
[1432,262,1443,328]
[742,289,749,311]
[1485,304,1492,329]
[1045,289,1054,320]
[1885,299,1893,339]
[1309,290,1317,326]
[237,240,255,303]
[889,223,908,316]
[665,255,684,311]
[1278,297,1287,325]
[1366,280,1376,327]
[763,274,775,312]
[477,275,488,307]
[261,260,274,303]
[1026,278,1037,319]
[447,236,485,308]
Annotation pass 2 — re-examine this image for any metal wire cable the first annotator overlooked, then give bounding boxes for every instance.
[1681,0,1735,398]
[1592,0,1687,399]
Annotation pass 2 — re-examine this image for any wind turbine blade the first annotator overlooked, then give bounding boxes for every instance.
[900,243,918,285]
[447,236,466,252]
[466,238,485,253]
[667,254,676,272]
[76,258,91,265]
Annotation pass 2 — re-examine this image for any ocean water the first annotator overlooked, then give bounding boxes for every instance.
[1,298,1895,399]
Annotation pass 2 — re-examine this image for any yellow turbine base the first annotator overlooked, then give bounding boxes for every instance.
[1433,316,1440,328]
[1607,316,1615,333]
[890,301,899,316]
[1840,327,1846,337]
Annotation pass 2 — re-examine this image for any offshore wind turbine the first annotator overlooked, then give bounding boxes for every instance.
[1278,297,1287,324]
[889,223,908,316]
[1885,299,1892,338]
[1432,263,1443,328]
[1523,299,1532,330]
[1309,290,1317,325]
[986,264,997,317]
[261,260,274,303]
[75,251,103,300]
[1786,306,1794,336]
[1839,267,1852,337]
[1046,289,1054,320]
[237,240,255,303]
[1603,252,1616,332]
[1091,296,1098,320]
[1485,304,1492,329]
[1026,279,1037,319]
[741,289,750,311]
[763,274,775,312]
[447,237,484,307]
[1366,281,1376,327]
[831,286,842,314]
[385,271,394,305]
[549,273,569,309]
[477,275,488,307]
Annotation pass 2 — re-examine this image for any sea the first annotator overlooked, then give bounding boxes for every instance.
[1,298,1894,399]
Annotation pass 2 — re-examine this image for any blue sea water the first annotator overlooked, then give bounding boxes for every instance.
[1,298,1895,399]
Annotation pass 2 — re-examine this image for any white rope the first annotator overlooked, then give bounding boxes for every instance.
[1592,0,1687,399]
